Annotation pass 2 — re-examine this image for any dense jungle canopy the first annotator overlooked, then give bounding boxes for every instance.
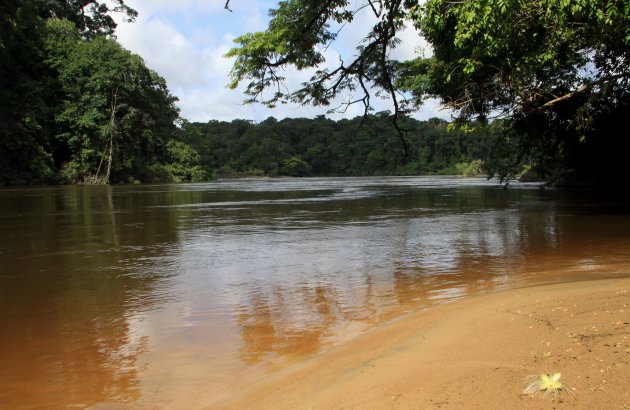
[0,0,195,185]
[179,115,494,178]
[1,0,628,185]
[227,0,630,183]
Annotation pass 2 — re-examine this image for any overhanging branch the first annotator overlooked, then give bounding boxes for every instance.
[539,73,628,110]
[540,85,588,109]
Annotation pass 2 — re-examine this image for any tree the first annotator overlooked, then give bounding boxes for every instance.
[180,114,492,177]
[406,1,629,119]
[0,0,141,185]
[226,0,407,113]
[406,0,630,180]
[40,0,137,39]
[281,155,313,176]
[226,0,630,182]
[0,0,56,184]
[225,0,413,153]
[46,19,180,184]
[0,0,196,185]
[164,140,206,182]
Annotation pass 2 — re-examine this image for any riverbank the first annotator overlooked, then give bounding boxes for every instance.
[210,277,630,409]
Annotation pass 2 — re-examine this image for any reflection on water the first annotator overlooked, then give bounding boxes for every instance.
[1,177,629,408]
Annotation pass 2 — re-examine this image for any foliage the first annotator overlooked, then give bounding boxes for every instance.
[455,159,484,177]
[45,19,182,183]
[0,1,197,185]
[409,0,630,180]
[225,0,413,141]
[410,0,629,118]
[164,140,206,182]
[281,155,313,177]
[181,114,494,177]
[0,0,56,184]
[39,0,138,39]
[226,0,630,183]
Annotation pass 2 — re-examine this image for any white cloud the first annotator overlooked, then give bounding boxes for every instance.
[391,23,432,61]
[118,18,207,88]
[122,0,224,16]
[114,1,450,123]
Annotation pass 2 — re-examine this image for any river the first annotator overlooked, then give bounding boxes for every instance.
[1,176,629,408]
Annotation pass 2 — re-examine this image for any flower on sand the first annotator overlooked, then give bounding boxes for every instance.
[522,372,572,398]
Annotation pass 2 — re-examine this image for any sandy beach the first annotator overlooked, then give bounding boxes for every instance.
[209,277,630,409]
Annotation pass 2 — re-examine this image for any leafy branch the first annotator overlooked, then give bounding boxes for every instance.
[225,0,415,156]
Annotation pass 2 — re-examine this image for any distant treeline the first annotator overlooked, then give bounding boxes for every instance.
[178,114,498,179]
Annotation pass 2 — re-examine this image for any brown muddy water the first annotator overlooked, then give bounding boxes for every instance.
[1,176,629,408]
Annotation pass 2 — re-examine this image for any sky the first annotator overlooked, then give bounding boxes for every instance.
[113,0,451,123]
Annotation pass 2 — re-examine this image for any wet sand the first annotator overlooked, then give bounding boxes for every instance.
[209,277,630,409]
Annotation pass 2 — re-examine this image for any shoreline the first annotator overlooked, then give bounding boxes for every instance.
[208,277,629,409]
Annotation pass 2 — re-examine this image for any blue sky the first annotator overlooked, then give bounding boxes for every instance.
[114,0,450,123]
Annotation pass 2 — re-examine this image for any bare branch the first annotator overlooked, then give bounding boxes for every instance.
[539,73,628,110]
[540,85,588,109]
[367,0,382,17]
[229,0,414,156]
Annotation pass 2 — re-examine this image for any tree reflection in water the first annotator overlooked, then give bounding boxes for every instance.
[0,186,178,408]
[2,178,630,408]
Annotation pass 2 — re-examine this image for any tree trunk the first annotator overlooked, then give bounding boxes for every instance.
[93,88,117,184]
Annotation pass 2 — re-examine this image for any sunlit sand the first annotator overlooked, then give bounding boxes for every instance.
[210,278,630,409]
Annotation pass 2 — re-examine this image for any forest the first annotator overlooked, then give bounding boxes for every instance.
[1,0,628,186]
[1,0,189,185]
[179,115,497,179]
[0,0,497,185]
